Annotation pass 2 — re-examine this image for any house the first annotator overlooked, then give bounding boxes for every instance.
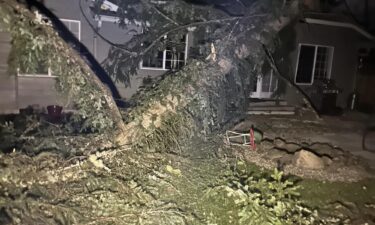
[3,0,374,116]
[0,0,193,114]
[250,10,375,115]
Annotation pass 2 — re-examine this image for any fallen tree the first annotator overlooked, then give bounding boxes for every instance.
[1,0,304,149]
[112,5,304,150]
[0,0,325,225]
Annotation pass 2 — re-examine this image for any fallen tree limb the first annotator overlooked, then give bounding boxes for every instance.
[262,44,320,118]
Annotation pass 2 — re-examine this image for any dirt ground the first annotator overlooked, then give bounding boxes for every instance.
[1,112,375,224]
[234,111,375,170]
[227,112,375,224]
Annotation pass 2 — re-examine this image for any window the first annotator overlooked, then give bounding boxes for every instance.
[60,19,81,41]
[141,50,164,68]
[18,18,81,77]
[140,34,188,71]
[295,44,334,85]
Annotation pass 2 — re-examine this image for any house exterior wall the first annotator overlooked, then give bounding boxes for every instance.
[303,0,320,10]
[16,76,62,109]
[44,0,134,63]
[0,0,193,114]
[283,22,365,109]
[0,27,63,114]
[45,0,192,100]
[117,31,194,99]
[45,0,139,100]
[116,69,165,100]
[0,30,17,114]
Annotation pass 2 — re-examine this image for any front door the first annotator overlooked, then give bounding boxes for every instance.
[250,70,278,99]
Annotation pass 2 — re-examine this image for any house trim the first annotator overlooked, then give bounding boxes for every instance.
[17,74,57,78]
[17,68,57,78]
[138,64,169,71]
[294,43,334,85]
[304,18,375,41]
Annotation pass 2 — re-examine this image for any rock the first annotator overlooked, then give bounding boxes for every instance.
[333,156,341,161]
[322,156,333,166]
[284,143,301,153]
[265,148,288,160]
[259,139,274,151]
[309,143,344,157]
[274,138,285,148]
[293,149,325,169]
[278,154,293,166]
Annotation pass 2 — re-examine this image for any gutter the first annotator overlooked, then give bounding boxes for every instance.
[304,18,375,41]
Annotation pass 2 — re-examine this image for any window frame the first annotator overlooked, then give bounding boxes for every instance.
[139,34,189,71]
[60,18,81,41]
[294,43,334,85]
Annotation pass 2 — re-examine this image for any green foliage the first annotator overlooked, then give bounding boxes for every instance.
[202,163,318,225]
[101,0,235,86]
[0,3,115,132]
[54,67,114,132]
[124,60,221,152]
[1,9,50,75]
[133,110,194,152]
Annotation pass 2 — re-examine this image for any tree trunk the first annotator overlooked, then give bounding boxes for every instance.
[115,2,301,147]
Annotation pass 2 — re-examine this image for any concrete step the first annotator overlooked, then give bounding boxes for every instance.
[247,104,295,115]
[248,105,295,111]
[249,100,287,107]
[246,110,295,115]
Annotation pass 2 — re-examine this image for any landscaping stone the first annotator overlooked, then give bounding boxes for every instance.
[284,143,301,153]
[293,149,325,169]
[322,156,333,166]
[264,148,288,160]
[259,139,274,151]
[309,143,344,157]
[274,138,285,148]
[278,154,294,165]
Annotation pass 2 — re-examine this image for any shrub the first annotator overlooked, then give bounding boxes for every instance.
[202,162,318,225]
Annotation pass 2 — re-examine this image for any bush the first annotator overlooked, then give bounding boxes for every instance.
[202,162,318,225]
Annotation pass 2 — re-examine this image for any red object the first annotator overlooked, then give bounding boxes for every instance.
[249,128,256,151]
[47,105,62,123]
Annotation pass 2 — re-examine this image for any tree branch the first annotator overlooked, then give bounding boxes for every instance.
[152,5,180,25]
[262,44,320,118]
[78,0,138,56]
[140,13,268,57]
[140,0,180,26]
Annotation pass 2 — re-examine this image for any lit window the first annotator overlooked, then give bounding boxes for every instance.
[140,34,188,71]
[295,44,334,85]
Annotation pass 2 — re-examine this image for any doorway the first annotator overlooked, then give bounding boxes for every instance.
[250,70,278,99]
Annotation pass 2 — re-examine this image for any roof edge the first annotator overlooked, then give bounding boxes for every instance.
[304,17,374,41]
